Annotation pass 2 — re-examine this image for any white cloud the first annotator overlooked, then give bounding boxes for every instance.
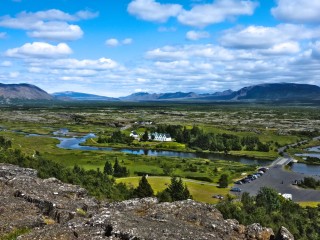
[0,32,6,38]
[34,58,118,70]
[186,30,210,41]
[128,0,182,23]
[272,0,320,23]
[9,71,20,78]
[140,41,320,93]
[122,38,133,45]
[158,26,177,32]
[75,10,99,20]
[0,9,97,41]
[155,60,190,69]
[11,9,98,22]
[311,41,320,59]
[261,42,300,55]
[0,61,12,67]
[6,42,72,58]
[277,24,320,40]
[106,38,133,47]
[27,23,83,41]
[146,46,188,61]
[146,44,236,61]
[59,76,89,82]
[105,38,120,47]
[28,67,42,73]
[220,26,283,49]
[177,0,258,28]
[220,25,320,49]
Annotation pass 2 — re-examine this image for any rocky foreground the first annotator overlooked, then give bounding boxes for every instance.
[0,164,294,240]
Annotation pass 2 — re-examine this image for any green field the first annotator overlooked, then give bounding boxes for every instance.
[297,202,320,208]
[0,103,319,203]
[116,176,230,204]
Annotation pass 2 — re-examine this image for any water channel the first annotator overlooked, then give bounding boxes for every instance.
[56,133,271,166]
[19,129,320,176]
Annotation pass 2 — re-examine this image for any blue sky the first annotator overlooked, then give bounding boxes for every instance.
[0,0,320,97]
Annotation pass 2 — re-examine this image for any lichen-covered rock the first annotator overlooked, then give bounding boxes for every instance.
[275,226,294,240]
[245,223,274,240]
[0,164,290,240]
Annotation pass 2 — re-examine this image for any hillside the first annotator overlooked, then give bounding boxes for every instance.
[0,83,53,100]
[0,163,292,240]
[198,83,320,101]
[233,83,320,100]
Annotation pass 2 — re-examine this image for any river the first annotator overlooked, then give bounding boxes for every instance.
[56,133,271,166]
[22,130,320,175]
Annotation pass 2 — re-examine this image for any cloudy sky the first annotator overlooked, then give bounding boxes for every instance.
[0,0,320,97]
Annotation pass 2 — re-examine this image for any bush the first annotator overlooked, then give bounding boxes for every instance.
[185,176,212,182]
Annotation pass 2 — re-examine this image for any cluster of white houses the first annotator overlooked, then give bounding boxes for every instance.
[129,131,172,142]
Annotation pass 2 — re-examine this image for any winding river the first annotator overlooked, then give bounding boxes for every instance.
[56,133,271,166]
[22,129,320,175]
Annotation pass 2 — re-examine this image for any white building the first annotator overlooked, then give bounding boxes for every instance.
[280,193,292,200]
[149,132,172,142]
[129,131,139,140]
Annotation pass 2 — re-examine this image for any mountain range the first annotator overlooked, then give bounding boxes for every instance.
[0,83,53,100]
[0,82,320,102]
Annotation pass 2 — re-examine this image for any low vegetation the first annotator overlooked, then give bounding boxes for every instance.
[0,136,132,200]
[217,187,320,240]
[298,177,320,190]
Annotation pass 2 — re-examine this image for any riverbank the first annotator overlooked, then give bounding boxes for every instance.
[82,137,277,161]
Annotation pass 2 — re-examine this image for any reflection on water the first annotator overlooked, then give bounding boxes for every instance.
[296,153,320,158]
[56,133,271,166]
[291,163,320,176]
[295,145,320,159]
[306,146,320,153]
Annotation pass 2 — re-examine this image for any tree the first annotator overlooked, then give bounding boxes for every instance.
[133,175,154,198]
[142,130,149,141]
[256,187,281,212]
[218,174,229,188]
[167,177,192,201]
[113,158,120,174]
[157,189,172,202]
[113,158,129,177]
[241,192,255,213]
[182,127,191,143]
[103,160,113,175]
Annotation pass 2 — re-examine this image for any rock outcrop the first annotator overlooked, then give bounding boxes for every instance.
[0,164,292,240]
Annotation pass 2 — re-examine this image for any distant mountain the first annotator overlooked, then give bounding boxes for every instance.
[119,84,320,102]
[52,92,120,101]
[197,83,320,101]
[120,92,200,101]
[0,83,53,100]
[119,92,160,101]
[2,82,319,103]
[233,83,320,100]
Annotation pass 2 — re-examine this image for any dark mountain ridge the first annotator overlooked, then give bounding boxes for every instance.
[1,82,319,102]
[0,83,53,100]
[234,83,320,100]
[194,83,320,101]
